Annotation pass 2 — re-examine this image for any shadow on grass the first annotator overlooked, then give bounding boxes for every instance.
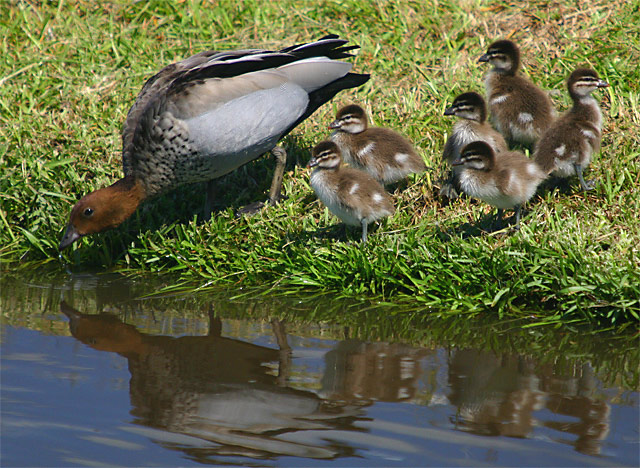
[282,222,365,245]
[537,175,601,198]
[67,141,311,262]
[436,210,525,241]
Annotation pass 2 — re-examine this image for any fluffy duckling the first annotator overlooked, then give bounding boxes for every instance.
[441,92,508,199]
[452,141,546,228]
[329,104,426,185]
[308,141,394,243]
[534,68,609,191]
[479,40,555,147]
[59,35,369,250]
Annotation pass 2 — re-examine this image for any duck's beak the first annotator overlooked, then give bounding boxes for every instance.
[478,53,490,63]
[59,223,81,250]
[444,106,456,116]
[451,158,464,167]
[597,80,609,88]
[307,157,319,168]
[328,120,341,130]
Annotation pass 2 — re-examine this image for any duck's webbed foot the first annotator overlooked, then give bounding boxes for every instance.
[575,164,596,191]
[439,182,459,201]
[439,172,460,201]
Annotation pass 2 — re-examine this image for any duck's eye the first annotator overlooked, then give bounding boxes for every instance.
[83,208,94,218]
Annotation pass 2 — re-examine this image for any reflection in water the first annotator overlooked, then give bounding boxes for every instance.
[448,349,611,456]
[1,270,637,467]
[61,300,621,462]
[542,363,611,456]
[321,339,429,403]
[61,301,365,461]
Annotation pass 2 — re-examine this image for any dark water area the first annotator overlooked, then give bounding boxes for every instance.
[1,269,638,467]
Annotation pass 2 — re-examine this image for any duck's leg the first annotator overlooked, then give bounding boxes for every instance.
[361,219,368,243]
[574,163,595,191]
[439,170,459,201]
[513,205,522,230]
[204,180,216,221]
[236,146,288,217]
[268,145,287,205]
[271,319,291,387]
[488,208,504,231]
[207,307,222,338]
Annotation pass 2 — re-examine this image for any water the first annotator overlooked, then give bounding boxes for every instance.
[1,270,638,467]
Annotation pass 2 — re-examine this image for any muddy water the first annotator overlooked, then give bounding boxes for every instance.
[1,270,638,467]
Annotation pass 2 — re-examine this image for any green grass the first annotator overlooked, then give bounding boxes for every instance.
[1,0,639,327]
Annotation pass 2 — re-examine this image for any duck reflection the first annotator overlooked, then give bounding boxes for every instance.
[448,349,543,438]
[321,339,429,402]
[60,301,363,461]
[540,362,610,456]
[448,348,610,455]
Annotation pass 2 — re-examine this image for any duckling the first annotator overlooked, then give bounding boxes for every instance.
[59,35,369,250]
[479,40,555,147]
[329,104,426,185]
[452,141,546,228]
[534,68,609,191]
[441,92,508,199]
[308,140,394,243]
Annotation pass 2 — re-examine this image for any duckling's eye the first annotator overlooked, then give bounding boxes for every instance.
[83,208,94,218]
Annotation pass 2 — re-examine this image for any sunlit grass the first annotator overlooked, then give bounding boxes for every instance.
[1,0,639,327]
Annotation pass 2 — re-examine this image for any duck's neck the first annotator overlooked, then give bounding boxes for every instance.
[99,175,146,230]
[493,59,518,76]
[570,94,602,129]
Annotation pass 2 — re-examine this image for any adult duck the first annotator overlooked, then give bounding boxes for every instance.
[59,35,369,250]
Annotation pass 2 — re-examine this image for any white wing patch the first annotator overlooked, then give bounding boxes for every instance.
[552,157,576,178]
[581,129,596,139]
[506,169,516,191]
[394,153,409,164]
[349,183,359,195]
[526,162,540,176]
[372,192,384,203]
[357,142,375,158]
[491,95,508,105]
[555,144,566,156]
[518,112,534,123]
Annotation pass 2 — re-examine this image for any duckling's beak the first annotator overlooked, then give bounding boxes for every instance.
[328,120,341,130]
[307,157,319,168]
[597,80,609,88]
[59,223,81,250]
[478,53,490,63]
[444,106,456,116]
[451,158,464,166]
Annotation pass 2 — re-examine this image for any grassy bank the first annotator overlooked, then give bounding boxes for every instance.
[1,0,639,326]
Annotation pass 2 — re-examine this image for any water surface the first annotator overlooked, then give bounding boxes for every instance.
[1,270,638,467]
